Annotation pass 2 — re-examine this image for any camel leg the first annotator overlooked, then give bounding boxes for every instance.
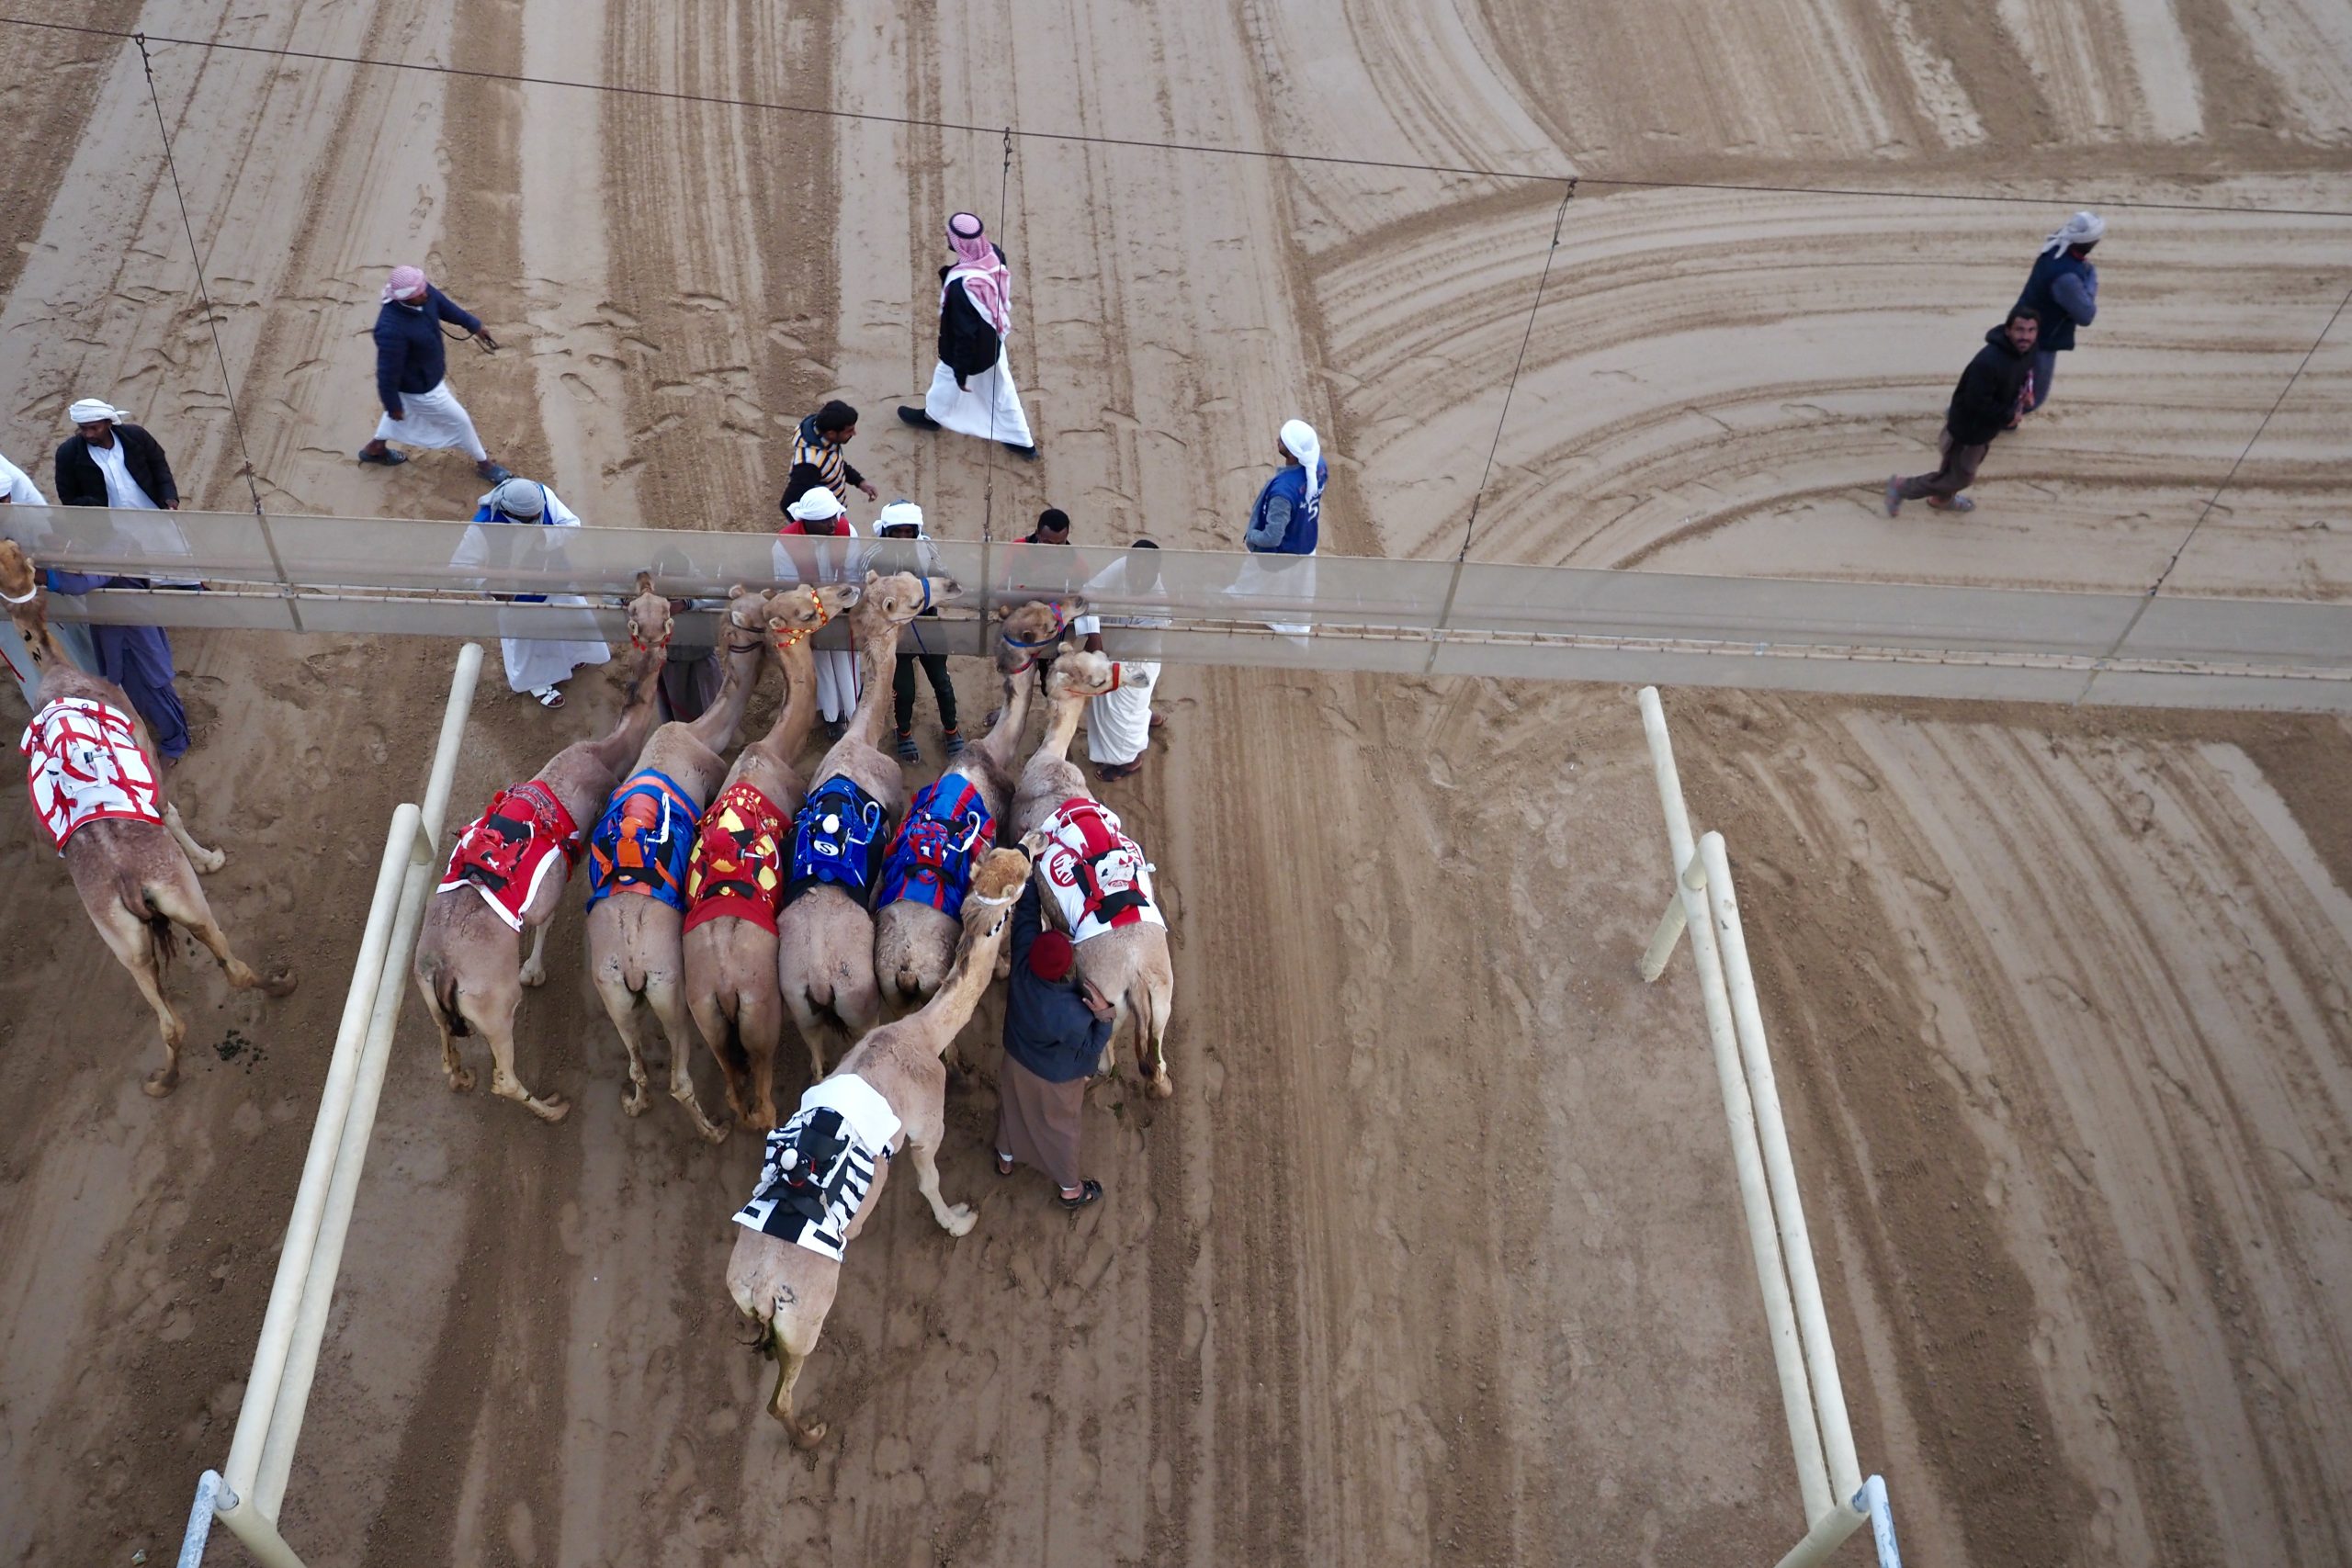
[89,901,185,1096]
[162,802,225,874]
[146,876,294,998]
[416,972,474,1092]
[518,922,552,987]
[689,989,752,1123]
[766,1320,828,1447]
[1138,976,1174,1100]
[478,988,570,1122]
[907,1140,977,1237]
[594,973,655,1118]
[646,976,727,1143]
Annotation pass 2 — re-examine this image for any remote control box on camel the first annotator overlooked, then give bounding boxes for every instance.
[773,567,959,1078]
[0,541,295,1096]
[1013,642,1176,1099]
[413,573,669,1122]
[679,581,852,1133]
[727,842,1030,1447]
[870,598,1073,1013]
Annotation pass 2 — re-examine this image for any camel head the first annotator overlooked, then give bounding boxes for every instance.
[763,583,831,651]
[961,845,1033,945]
[0,539,54,659]
[718,582,775,653]
[1046,647,1142,702]
[626,570,674,655]
[854,569,960,635]
[992,597,1080,676]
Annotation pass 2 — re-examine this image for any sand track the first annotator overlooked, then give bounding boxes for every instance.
[2,2,2350,1566]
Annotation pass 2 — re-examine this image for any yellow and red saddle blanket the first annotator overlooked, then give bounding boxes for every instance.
[438,780,582,931]
[683,779,789,935]
[1036,795,1163,943]
[584,768,697,914]
[19,696,162,852]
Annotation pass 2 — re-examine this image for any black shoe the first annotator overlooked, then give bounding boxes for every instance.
[826,717,848,742]
[898,405,942,430]
[477,460,513,484]
[1003,442,1040,462]
[1057,1179,1103,1211]
[356,447,409,467]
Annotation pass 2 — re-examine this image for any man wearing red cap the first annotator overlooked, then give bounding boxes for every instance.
[995,885,1112,1208]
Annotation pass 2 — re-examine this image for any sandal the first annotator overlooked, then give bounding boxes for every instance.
[1057,1179,1102,1211]
[356,447,409,467]
[994,1151,1015,1178]
[530,685,565,709]
[943,728,966,757]
[895,731,922,763]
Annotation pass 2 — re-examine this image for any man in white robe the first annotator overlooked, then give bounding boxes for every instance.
[454,477,610,708]
[773,485,868,739]
[897,212,1037,460]
[1071,539,1167,783]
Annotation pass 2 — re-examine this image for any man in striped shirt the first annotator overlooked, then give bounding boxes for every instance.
[783,400,879,513]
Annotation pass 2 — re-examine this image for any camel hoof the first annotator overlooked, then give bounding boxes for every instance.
[944,1203,977,1237]
[791,1418,829,1450]
[520,965,548,989]
[195,852,226,874]
[447,1067,477,1093]
[262,968,298,998]
[532,1094,571,1123]
[622,1087,650,1118]
[142,1067,178,1098]
[1150,1071,1174,1100]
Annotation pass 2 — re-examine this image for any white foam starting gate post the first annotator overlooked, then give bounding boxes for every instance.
[1636,685,1905,1568]
[176,643,483,1568]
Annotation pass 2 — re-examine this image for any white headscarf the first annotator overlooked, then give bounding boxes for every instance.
[0,451,44,506]
[787,487,847,524]
[67,398,129,426]
[1280,418,1323,504]
[875,500,927,536]
[479,478,548,520]
[2041,211,2105,257]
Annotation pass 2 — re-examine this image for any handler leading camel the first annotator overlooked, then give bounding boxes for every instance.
[1,541,293,1095]
[414,577,670,1122]
[727,843,1031,1446]
[582,584,775,1142]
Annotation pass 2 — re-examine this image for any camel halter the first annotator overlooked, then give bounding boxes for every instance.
[999,600,1066,672]
[769,601,831,653]
[628,610,673,653]
[0,583,38,604]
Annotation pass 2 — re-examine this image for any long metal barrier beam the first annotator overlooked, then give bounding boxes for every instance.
[6,505,2347,712]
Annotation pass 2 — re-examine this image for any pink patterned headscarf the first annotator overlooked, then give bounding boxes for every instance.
[382,265,428,304]
[942,212,1011,334]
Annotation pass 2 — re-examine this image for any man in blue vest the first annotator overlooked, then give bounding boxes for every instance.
[2010,211,2101,420]
[1240,419,1324,638]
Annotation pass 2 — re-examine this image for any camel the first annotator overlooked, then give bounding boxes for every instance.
[727,842,1030,1446]
[774,568,959,1077]
[680,581,853,1133]
[870,599,1070,1012]
[1012,642,1177,1099]
[0,541,294,1093]
[582,583,776,1142]
[413,574,670,1122]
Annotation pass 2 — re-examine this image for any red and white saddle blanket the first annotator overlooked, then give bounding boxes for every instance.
[19,697,162,852]
[438,780,582,931]
[1036,795,1163,943]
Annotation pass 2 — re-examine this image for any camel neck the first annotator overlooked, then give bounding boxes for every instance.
[847,616,904,750]
[591,647,666,770]
[761,638,818,759]
[923,911,1014,1053]
[687,630,765,753]
[975,664,1035,776]
[1038,690,1086,761]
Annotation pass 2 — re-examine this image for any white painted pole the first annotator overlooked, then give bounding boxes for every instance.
[1773,1495,1869,1568]
[208,1477,311,1568]
[1639,687,1833,1524]
[415,641,484,853]
[1700,829,1865,1504]
[1639,896,1687,983]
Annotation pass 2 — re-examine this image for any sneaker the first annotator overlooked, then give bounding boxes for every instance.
[825,717,847,742]
[1003,442,1040,462]
[1926,494,1976,513]
[1883,476,1903,518]
[895,730,921,763]
[898,405,942,430]
[942,727,966,758]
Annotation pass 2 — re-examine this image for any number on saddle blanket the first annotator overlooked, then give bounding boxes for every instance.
[786,775,888,908]
[876,773,995,919]
[439,781,582,931]
[20,697,163,852]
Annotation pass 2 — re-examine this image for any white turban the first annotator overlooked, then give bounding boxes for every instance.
[875,500,926,536]
[67,398,128,426]
[787,487,846,523]
[481,478,547,520]
[2041,210,2105,256]
[1280,418,1323,504]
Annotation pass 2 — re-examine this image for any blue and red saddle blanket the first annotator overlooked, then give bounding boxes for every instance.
[876,773,995,920]
[786,774,888,908]
[584,768,698,913]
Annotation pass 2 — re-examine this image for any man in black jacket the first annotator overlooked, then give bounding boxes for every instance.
[1886,309,2039,515]
[357,265,509,483]
[54,399,177,511]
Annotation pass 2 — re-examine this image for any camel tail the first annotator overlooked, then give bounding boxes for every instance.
[424,962,471,1039]
[119,875,174,976]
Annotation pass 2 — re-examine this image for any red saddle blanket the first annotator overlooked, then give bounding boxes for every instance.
[684,779,790,935]
[1036,795,1162,943]
[20,697,162,852]
[438,780,582,931]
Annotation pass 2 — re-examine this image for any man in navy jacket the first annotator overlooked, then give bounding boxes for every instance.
[357,265,509,483]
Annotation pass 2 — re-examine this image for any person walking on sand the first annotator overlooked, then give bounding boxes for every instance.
[1238,418,1325,638]
[774,470,866,740]
[2010,210,2102,421]
[874,500,965,762]
[1072,538,1167,784]
[358,265,510,483]
[457,476,610,707]
[993,884,1110,1210]
[786,400,879,512]
[898,212,1039,461]
[1885,308,2040,516]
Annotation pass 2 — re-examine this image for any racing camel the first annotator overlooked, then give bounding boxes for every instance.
[726,842,1030,1445]
[0,541,294,1095]
[413,574,669,1122]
